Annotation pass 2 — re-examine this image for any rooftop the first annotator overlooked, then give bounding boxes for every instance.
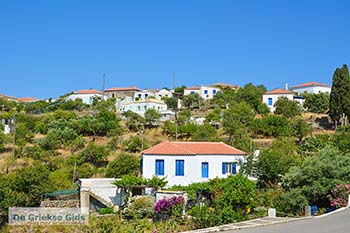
[104,86,140,92]
[17,97,39,103]
[264,88,294,95]
[74,89,102,95]
[290,82,331,89]
[142,141,247,155]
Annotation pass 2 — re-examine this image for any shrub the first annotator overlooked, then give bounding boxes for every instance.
[327,184,350,208]
[122,196,155,219]
[105,153,140,178]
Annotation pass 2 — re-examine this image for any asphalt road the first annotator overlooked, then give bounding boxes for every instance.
[227,209,350,233]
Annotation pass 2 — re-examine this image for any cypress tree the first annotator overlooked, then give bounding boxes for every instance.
[329,64,350,124]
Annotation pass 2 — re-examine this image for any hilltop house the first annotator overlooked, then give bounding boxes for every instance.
[67,89,105,105]
[134,89,156,100]
[184,85,220,100]
[263,88,301,112]
[142,141,247,187]
[289,82,331,94]
[104,86,140,99]
[155,89,173,100]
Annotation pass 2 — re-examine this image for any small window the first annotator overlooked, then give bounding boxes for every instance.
[213,89,217,94]
[268,98,272,106]
[222,162,237,175]
[191,91,195,94]
[112,94,115,98]
[138,94,142,98]
[202,162,208,178]
[175,160,184,176]
[204,90,208,94]
[155,160,164,176]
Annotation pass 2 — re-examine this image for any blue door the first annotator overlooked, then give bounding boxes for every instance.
[202,162,208,178]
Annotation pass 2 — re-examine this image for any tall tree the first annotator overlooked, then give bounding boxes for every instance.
[329,64,350,124]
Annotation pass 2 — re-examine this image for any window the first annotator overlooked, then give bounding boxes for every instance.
[138,94,142,98]
[268,98,273,106]
[213,89,217,94]
[175,160,184,176]
[191,91,195,94]
[112,94,115,98]
[204,90,208,94]
[222,162,237,175]
[155,160,164,176]
[201,162,208,178]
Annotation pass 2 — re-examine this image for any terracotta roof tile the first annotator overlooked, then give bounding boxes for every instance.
[290,82,331,89]
[104,86,140,92]
[17,97,39,103]
[142,141,247,155]
[74,89,102,95]
[264,88,294,95]
[186,86,201,90]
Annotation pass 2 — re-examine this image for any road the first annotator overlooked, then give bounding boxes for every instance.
[227,209,350,233]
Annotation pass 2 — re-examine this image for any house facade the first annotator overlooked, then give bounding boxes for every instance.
[134,89,156,100]
[104,86,140,99]
[184,85,220,100]
[155,89,173,100]
[290,82,331,94]
[118,98,168,117]
[263,88,294,112]
[142,141,247,187]
[67,90,105,105]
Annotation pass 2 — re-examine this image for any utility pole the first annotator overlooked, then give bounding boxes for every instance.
[102,73,106,100]
[173,72,178,141]
[12,111,16,158]
[72,162,76,188]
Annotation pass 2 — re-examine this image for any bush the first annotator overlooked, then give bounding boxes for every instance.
[327,184,350,208]
[99,207,114,215]
[105,153,140,178]
[122,196,155,219]
[123,136,147,153]
[78,144,110,166]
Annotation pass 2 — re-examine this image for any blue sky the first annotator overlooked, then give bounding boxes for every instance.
[1,0,350,99]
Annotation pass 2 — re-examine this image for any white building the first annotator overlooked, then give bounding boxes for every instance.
[184,85,220,100]
[142,141,247,187]
[290,82,331,94]
[263,88,294,112]
[119,98,169,117]
[134,90,156,100]
[155,89,173,100]
[67,89,105,105]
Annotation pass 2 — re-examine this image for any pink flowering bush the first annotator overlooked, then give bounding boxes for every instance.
[155,196,184,214]
[327,184,350,208]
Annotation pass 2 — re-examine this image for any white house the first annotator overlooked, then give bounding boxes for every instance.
[155,89,173,100]
[118,98,169,117]
[289,82,331,94]
[67,89,105,105]
[184,85,220,100]
[263,88,294,112]
[142,141,247,187]
[134,90,156,100]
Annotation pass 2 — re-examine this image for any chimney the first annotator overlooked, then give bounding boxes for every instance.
[285,83,289,90]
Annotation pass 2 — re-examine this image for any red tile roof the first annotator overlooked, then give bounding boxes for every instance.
[74,89,102,95]
[290,82,331,89]
[104,86,140,92]
[186,86,200,90]
[264,88,294,95]
[142,141,247,155]
[17,97,39,103]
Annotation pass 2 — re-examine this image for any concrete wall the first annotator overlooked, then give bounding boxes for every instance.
[262,93,294,112]
[67,93,104,105]
[291,86,331,94]
[142,154,246,187]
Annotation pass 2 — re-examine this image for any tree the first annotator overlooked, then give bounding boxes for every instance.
[105,153,140,178]
[191,123,219,142]
[0,132,4,152]
[212,87,237,108]
[303,93,330,113]
[292,118,312,144]
[333,126,350,153]
[235,83,266,111]
[162,97,178,110]
[122,110,145,131]
[123,136,147,153]
[182,93,204,109]
[223,102,254,140]
[283,147,350,207]
[329,64,350,124]
[78,143,110,166]
[144,109,162,127]
[274,97,301,118]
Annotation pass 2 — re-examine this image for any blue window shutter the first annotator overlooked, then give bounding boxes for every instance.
[268,98,272,106]
[222,162,226,174]
[202,162,208,178]
[176,160,184,176]
[160,160,164,175]
[232,163,237,174]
